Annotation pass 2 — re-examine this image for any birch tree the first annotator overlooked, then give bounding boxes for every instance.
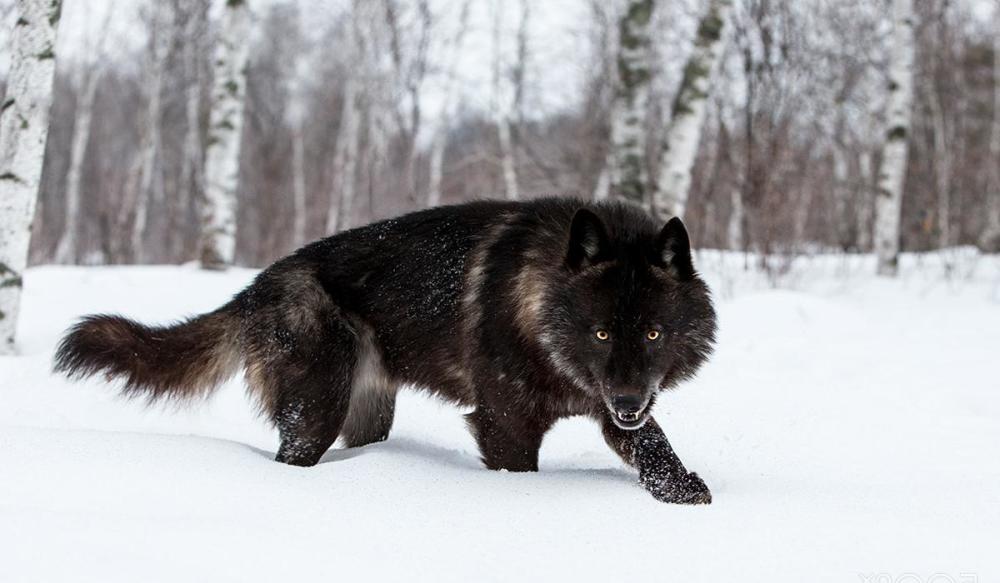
[608,0,655,205]
[286,5,311,248]
[874,0,915,276]
[0,0,61,354]
[288,57,309,248]
[591,0,618,201]
[200,0,251,268]
[128,2,173,263]
[326,1,367,234]
[652,0,732,221]
[427,0,471,207]
[384,0,432,199]
[491,0,519,200]
[980,0,1000,251]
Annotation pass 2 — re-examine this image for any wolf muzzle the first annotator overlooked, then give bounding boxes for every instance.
[609,394,650,429]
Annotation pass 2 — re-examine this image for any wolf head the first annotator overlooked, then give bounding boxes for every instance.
[541,207,717,430]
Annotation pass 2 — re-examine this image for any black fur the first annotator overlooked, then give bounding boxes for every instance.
[54,198,718,503]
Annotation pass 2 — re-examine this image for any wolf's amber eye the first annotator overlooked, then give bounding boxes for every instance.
[595,329,610,341]
[646,330,660,341]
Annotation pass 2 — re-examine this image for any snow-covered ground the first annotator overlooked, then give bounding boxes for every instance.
[2,251,998,582]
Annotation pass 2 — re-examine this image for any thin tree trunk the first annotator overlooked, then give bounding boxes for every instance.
[608,0,654,205]
[728,188,744,251]
[427,0,471,208]
[289,64,309,247]
[492,0,519,200]
[54,6,111,265]
[325,77,360,234]
[287,10,310,249]
[291,118,308,247]
[176,0,206,261]
[874,0,915,276]
[929,84,951,250]
[929,6,957,251]
[593,164,611,201]
[0,0,61,354]
[832,144,850,249]
[857,150,874,252]
[652,0,732,221]
[200,0,250,268]
[129,3,171,264]
[54,66,100,264]
[980,0,1000,251]
[366,90,393,214]
[793,158,815,247]
[591,0,616,202]
[327,1,366,234]
[384,0,431,200]
[513,0,529,129]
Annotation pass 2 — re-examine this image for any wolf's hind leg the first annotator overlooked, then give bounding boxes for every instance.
[338,322,397,448]
[341,389,397,448]
[264,324,358,467]
[273,389,351,467]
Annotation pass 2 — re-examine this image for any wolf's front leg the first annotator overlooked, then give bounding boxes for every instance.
[466,406,553,472]
[601,416,711,504]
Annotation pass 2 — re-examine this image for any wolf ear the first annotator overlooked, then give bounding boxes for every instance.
[655,217,694,279]
[567,209,612,269]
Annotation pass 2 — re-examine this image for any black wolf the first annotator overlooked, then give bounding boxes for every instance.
[55,198,717,503]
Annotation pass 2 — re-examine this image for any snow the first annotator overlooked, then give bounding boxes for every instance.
[2,252,999,582]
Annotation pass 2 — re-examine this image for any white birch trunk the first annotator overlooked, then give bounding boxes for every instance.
[427,0,471,208]
[492,0,518,200]
[0,0,61,354]
[200,0,250,268]
[326,2,366,234]
[874,0,915,276]
[652,0,732,221]
[980,0,1000,251]
[54,66,99,264]
[608,0,654,205]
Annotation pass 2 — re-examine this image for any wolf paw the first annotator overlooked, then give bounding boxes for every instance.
[640,471,712,505]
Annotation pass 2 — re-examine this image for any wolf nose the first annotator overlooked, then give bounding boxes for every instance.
[611,395,644,415]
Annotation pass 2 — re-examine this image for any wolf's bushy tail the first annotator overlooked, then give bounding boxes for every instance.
[54,306,242,402]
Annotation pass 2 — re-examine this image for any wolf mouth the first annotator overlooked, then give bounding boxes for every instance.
[608,401,651,430]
